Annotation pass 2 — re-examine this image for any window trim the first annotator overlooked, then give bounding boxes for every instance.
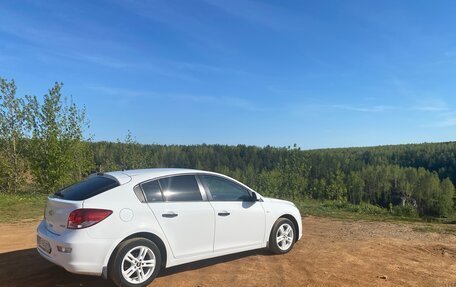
[133,184,147,203]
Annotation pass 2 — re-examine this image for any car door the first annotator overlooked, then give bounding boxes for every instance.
[142,174,215,259]
[199,175,266,252]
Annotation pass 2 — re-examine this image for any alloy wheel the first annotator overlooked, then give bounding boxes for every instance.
[121,245,156,284]
[276,223,294,251]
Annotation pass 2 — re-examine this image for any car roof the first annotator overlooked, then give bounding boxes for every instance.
[104,168,217,185]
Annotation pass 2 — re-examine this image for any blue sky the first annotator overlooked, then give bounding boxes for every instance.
[1,0,456,149]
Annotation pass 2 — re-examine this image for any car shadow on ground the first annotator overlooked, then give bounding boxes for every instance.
[0,248,273,286]
[158,248,272,278]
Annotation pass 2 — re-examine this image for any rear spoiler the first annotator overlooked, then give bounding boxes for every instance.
[88,172,132,185]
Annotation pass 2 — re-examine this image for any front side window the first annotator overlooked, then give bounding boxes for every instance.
[159,175,202,201]
[201,175,251,201]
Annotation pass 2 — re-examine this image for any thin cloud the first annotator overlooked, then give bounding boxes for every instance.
[112,0,241,56]
[2,2,258,81]
[87,86,151,98]
[167,60,259,78]
[412,99,448,112]
[422,109,456,128]
[434,117,456,127]
[78,56,256,81]
[412,99,456,128]
[76,54,130,69]
[87,85,269,112]
[331,104,396,113]
[423,115,456,128]
[170,93,270,112]
[60,53,199,82]
[0,5,242,82]
[202,0,302,30]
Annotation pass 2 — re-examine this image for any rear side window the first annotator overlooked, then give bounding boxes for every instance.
[141,180,163,202]
[55,176,119,200]
[159,175,202,201]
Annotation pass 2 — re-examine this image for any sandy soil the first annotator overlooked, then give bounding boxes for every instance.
[0,216,455,287]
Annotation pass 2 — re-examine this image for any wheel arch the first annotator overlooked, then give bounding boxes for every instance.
[105,232,168,279]
[278,214,300,242]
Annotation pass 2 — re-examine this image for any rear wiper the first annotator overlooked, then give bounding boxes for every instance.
[54,191,64,198]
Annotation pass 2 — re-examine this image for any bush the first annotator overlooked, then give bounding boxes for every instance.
[391,205,419,218]
[321,200,388,215]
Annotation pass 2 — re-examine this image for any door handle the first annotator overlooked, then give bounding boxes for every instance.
[218,211,230,216]
[162,212,178,218]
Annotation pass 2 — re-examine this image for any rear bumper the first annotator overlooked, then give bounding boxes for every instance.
[36,220,113,276]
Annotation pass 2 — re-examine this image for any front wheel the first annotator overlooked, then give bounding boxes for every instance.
[269,218,296,254]
[109,238,161,287]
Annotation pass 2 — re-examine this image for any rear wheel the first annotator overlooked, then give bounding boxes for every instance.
[269,218,296,254]
[109,238,161,287]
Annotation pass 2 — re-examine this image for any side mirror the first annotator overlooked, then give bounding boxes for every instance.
[251,192,258,202]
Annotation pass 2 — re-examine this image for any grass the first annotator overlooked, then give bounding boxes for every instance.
[295,199,418,222]
[412,224,456,234]
[0,194,454,235]
[0,193,47,223]
[295,198,456,234]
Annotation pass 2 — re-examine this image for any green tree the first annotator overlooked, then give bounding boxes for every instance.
[117,130,142,170]
[347,172,364,204]
[414,171,441,216]
[256,170,282,197]
[279,144,309,200]
[25,82,91,192]
[64,98,93,180]
[0,78,27,193]
[327,168,347,201]
[437,178,454,217]
[397,168,418,206]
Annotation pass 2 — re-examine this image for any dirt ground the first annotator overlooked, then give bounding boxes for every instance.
[0,216,455,287]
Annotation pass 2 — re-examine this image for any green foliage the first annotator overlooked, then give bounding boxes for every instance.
[437,178,454,217]
[88,142,455,218]
[0,76,455,219]
[278,144,309,200]
[24,82,92,192]
[116,130,142,170]
[391,205,419,218]
[346,172,364,204]
[256,170,282,198]
[0,78,28,193]
[295,199,396,221]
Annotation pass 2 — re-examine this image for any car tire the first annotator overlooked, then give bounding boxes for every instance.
[109,238,161,287]
[269,218,296,254]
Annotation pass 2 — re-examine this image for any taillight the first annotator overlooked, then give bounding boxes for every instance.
[67,209,113,229]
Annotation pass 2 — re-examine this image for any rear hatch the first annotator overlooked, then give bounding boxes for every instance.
[44,175,121,235]
[45,198,83,235]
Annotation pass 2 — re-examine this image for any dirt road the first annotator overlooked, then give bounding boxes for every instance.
[0,216,455,287]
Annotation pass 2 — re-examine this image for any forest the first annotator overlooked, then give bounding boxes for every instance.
[1,78,455,218]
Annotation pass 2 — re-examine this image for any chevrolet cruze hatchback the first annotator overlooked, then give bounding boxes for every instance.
[37,168,302,286]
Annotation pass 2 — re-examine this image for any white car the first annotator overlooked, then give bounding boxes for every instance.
[37,168,302,286]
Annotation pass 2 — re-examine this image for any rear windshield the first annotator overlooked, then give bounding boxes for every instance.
[54,176,119,200]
